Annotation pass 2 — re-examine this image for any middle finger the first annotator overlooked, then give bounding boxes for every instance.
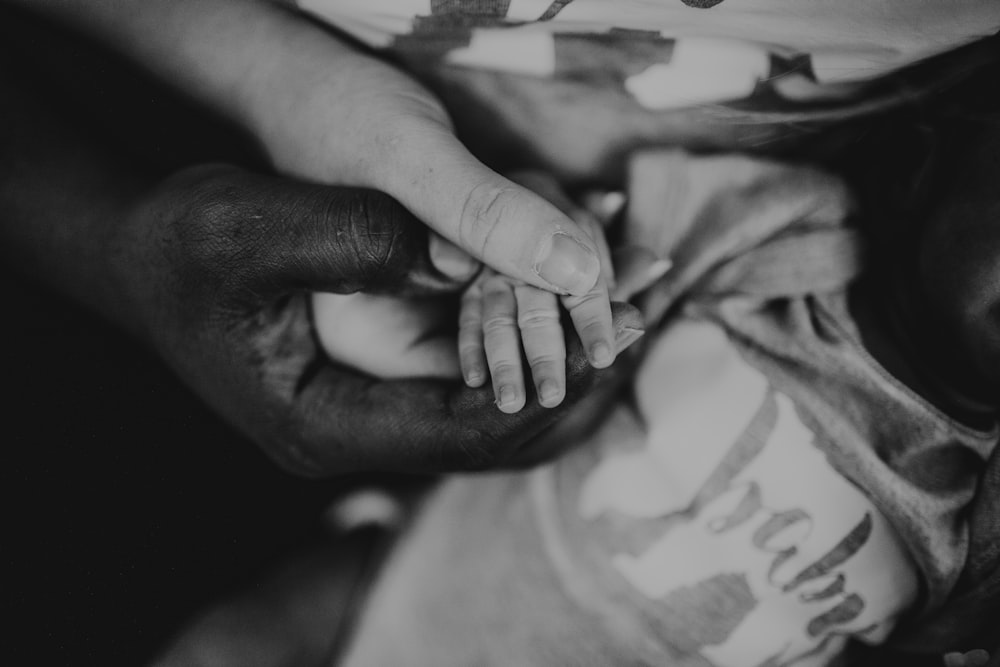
[482,275,527,413]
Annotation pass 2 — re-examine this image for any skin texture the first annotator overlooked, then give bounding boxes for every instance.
[309,174,627,410]
[0,44,643,477]
[5,4,997,664]
[10,0,605,298]
[112,165,642,475]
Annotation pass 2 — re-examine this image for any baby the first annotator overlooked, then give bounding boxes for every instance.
[22,0,997,663]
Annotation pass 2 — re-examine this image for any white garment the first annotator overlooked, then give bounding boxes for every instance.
[298,0,1000,108]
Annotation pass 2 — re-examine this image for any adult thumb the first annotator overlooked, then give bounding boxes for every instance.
[368,117,603,297]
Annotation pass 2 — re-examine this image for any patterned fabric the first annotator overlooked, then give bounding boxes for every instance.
[534,298,924,666]
[298,0,1000,110]
[336,154,999,666]
[530,285,997,664]
[527,153,998,665]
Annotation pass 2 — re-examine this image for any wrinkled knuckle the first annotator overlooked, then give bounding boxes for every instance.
[170,187,260,284]
[575,289,610,307]
[517,309,560,330]
[458,342,484,357]
[482,275,514,295]
[458,311,483,329]
[482,314,518,334]
[527,351,563,365]
[577,318,608,339]
[348,189,407,239]
[561,288,604,310]
[342,190,416,289]
[489,361,520,380]
[458,182,521,255]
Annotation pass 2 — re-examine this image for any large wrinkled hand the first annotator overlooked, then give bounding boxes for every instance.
[109,165,642,476]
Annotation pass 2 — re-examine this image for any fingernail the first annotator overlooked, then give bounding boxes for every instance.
[590,342,613,368]
[614,327,645,355]
[539,379,562,405]
[497,385,518,410]
[430,237,480,281]
[534,233,600,296]
[465,369,484,387]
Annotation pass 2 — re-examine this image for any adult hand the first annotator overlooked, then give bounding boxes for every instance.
[111,164,643,476]
[0,11,638,479]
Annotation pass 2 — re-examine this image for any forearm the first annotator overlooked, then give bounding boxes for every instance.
[0,63,147,333]
[7,0,384,180]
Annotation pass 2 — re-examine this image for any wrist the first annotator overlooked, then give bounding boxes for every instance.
[16,0,322,176]
[237,14,388,183]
